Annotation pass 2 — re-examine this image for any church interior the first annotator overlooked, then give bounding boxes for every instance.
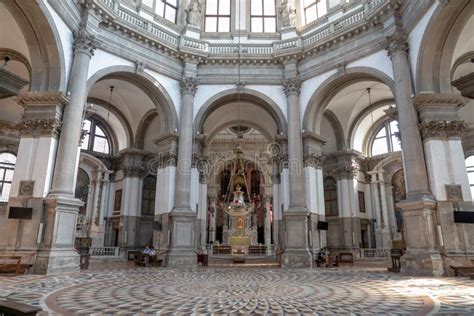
[0,0,474,313]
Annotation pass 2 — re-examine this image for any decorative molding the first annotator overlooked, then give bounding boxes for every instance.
[123,165,145,178]
[386,29,408,58]
[419,120,467,140]
[73,28,101,57]
[14,92,69,108]
[303,153,323,169]
[445,184,463,203]
[336,162,360,180]
[18,180,34,196]
[282,78,301,96]
[17,118,62,138]
[155,151,178,169]
[180,77,198,96]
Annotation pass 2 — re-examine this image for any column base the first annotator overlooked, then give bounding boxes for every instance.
[401,251,444,277]
[167,208,197,267]
[282,207,312,268]
[34,249,80,274]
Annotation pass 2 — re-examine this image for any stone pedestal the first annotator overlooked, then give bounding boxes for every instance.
[34,195,83,274]
[398,198,444,276]
[167,211,196,267]
[281,209,312,268]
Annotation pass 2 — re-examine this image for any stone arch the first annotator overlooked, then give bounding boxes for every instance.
[207,120,274,146]
[347,98,396,152]
[87,66,178,134]
[323,110,345,151]
[1,1,65,91]
[302,67,395,134]
[135,109,158,149]
[87,97,134,150]
[194,88,288,137]
[416,0,473,93]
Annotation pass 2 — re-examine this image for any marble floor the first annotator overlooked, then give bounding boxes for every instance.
[1,261,473,315]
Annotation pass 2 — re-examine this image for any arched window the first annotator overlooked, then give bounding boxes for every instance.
[153,0,178,23]
[324,177,338,217]
[370,120,401,156]
[301,0,328,25]
[251,0,276,33]
[142,176,156,216]
[205,0,231,32]
[0,153,16,202]
[80,119,111,155]
[466,156,474,198]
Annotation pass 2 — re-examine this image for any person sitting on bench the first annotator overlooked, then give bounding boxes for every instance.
[142,246,157,266]
[318,247,331,267]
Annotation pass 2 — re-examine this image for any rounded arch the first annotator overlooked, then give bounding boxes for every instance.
[207,120,274,146]
[1,0,65,91]
[323,110,345,151]
[135,109,158,149]
[302,67,395,133]
[194,88,288,136]
[86,65,178,133]
[416,0,473,93]
[347,98,395,152]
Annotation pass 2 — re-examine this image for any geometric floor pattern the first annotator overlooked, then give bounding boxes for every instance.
[1,264,474,314]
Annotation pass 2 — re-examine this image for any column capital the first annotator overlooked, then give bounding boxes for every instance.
[419,120,467,141]
[180,76,198,96]
[73,28,100,57]
[282,78,301,96]
[303,153,323,169]
[386,29,408,58]
[17,118,62,138]
[154,150,178,169]
[196,156,209,184]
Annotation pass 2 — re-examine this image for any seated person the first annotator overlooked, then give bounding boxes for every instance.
[318,247,331,267]
[143,245,151,255]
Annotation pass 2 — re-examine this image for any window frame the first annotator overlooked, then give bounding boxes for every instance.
[204,0,232,33]
[369,119,401,157]
[0,152,16,203]
[81,118,112,155]
[324,177,338,217]
[154,0,179,23]
[466,155,474,198]
[302,0,328,26]
[142,175,157,216]
[250,0,277,33]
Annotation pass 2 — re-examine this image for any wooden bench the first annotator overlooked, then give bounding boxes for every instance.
[338,252,354,266]
[213,246,231,255]
[0,256,32,275]
[450,265,474,277]
[134,253,163,267]
[0,300,41,315]
[127,250,142,260]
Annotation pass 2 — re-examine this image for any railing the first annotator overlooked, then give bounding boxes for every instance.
[95,0,391,58]
[359,248,391,258]
[90,247,121,256]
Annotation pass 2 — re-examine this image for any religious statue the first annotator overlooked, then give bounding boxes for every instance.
[279,0,296,28]
[186,0,202,27]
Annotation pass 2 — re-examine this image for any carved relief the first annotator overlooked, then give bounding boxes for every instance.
[386,29,408,58]
[303,153,322,169]
[19,180,34,196]
[181,77,198,96]
[73,28,100,56]
[445,184,463,203]
[17,118,62,138]
[419,120,467,140]
[282,78,301,96]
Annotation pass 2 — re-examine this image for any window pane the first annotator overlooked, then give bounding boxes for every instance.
[95,126,106,137]
[206,0,218,14]
[304,0,316,6]
[164,6,176,22]
[1,183,11,202]
[375,127,386,138]
[390,120,399,133]
[83,120,92,133]
[391,135,401,152]
[205,17,218,32]
[81,134,90,151]
[468,172,474,184]
[305,6,317,24]
[219,0,230,15]
[465,156,474,168]
[218,17,230,32]
[166,0,177,6]
[252,0,263,15]
[155,0,165,15]
[264,17,276,32]
[0,169,4,179]
[317,0,328,16]
[4,170,13,182]
[263,0,275,15]
[251,18,263,32]
[372,138,388,156]
[93,137,110,154]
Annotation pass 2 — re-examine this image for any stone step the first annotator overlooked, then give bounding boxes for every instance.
[208,255,280,268]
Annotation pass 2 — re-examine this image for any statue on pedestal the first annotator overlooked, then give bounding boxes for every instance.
[279,0,296,28]
[186,0,202,27]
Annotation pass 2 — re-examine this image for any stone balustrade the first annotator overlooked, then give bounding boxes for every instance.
[359,248,391,258]
[90,247,121,256]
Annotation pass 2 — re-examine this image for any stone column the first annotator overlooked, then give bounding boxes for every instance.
[119,149,145,249]
[0,92,66,265]
[208,195,217,243]
[386,29,442,276]
[152,132,178,250]
[281,78,312,267]
[271,157,281,249]
[197,156,209,249]
[415,93,474,265]
[377,172,392,248]
[303,131,327,253]
[89,168,103,247]
[35,27,99,274]
[168,77,198,267]
[263,195,272,252]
